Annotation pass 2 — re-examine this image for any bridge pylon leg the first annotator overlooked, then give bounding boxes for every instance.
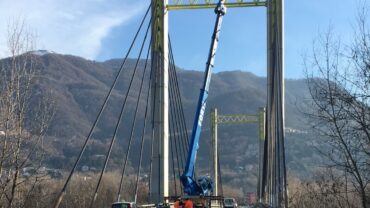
[264,0,287,207]
[150,0,169,204]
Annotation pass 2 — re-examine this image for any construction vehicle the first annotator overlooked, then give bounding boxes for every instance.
[113,1,225,207]
[223,198,237,208]
[180,0,226,197]
[111,201,137,208]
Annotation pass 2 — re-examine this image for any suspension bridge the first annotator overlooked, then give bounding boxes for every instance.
[53,0,287,207]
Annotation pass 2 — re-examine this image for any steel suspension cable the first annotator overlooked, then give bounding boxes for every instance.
[167,65,183,194]
[133,43,152,203]
[168,99,178,195]
[168,54,183,194]
[168,43,189,172]
[169,68,188,166]
[148,57,157,203]
[274,4,288,205]
[169,93,184,194]
[168,37,194,194]
[168,40,190,172]
[116,18,152,202]
[168,37,190,147]
[53,4,151,208]
[169,128,178,196]
[90,19,152,208]
[169,104,184,194]
[217,154,223,196]
[277,13,288,208]
[168,55,186,169]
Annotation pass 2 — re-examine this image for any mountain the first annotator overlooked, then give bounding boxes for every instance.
[0,53,318,192]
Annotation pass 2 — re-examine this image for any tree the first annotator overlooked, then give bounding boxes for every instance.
[303,4,370,207]
[49,172,146,208]
[0,20,55,207]
[288,168,359,208]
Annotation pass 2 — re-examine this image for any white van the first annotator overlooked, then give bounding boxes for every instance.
[224,198,237,208]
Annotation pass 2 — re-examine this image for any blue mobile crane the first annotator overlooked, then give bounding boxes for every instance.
[180,0,226,196]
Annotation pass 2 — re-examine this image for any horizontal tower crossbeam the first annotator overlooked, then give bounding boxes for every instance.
[167,0,266,10]
[217,114,259,124]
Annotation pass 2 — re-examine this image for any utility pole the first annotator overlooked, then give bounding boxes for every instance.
[150,0,169,204]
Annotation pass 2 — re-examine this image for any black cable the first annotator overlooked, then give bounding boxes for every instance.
[169,109,178,196]
[169,68,187,166]
[91,18,151,208]
[274,4,288,205]
[168,37,190,147]
[148,54,157,203]
[168,37,192,194]
[168,39,190,171]
[91,21,152,206]
[168,55,183,195]
[168,76,177,193]
[170,96,184,194]
[217,153,223,196]
[168,51,186,170]
[168,41,188,168]
[134,43,152,203]
[168,72,183,194]
[53,4,151,208]
[116,16,152,202]
[261,113,268,199]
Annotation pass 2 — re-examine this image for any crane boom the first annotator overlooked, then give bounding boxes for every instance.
[180,0,226,196]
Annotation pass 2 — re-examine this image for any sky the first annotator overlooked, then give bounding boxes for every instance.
[0,0,361,78]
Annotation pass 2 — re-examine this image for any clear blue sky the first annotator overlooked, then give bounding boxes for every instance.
[96,0,359,78]
[0,0,361,78]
